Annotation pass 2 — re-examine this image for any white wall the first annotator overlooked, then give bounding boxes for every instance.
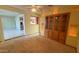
[0,17,4,41]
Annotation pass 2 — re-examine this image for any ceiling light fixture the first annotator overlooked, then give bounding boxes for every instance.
[32,8,36,12]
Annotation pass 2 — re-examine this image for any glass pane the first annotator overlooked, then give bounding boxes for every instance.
[55,16,60,31]
[61,15,67,32]
[49,16,53,29]
[45,17,48,29]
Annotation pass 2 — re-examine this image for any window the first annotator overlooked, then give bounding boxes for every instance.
[30,16,38,24]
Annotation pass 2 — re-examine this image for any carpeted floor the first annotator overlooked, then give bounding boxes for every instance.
[0,36,76,53]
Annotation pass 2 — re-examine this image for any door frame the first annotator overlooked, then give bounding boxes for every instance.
[17,14,26,35]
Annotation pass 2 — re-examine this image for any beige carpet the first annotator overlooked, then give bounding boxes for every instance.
[0,36,76,53]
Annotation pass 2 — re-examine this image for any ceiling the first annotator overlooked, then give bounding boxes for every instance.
[10,5,33,11]
[9,5,52,14]
[1,5,79,16]
[1,5,79,17]
[0,9,22,16]
[0,5,52,17]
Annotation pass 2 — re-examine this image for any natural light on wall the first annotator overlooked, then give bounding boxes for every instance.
[68,25,78,37]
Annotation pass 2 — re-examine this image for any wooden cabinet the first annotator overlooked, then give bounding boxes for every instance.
[45,13,70,44]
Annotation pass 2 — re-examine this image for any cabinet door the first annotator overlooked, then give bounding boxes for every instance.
[59,13,70,44]
[48,16,54,39]
[52,16,60,41]
[49,16,53,30]
[45,16,49,29]
[45,16,49,38]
